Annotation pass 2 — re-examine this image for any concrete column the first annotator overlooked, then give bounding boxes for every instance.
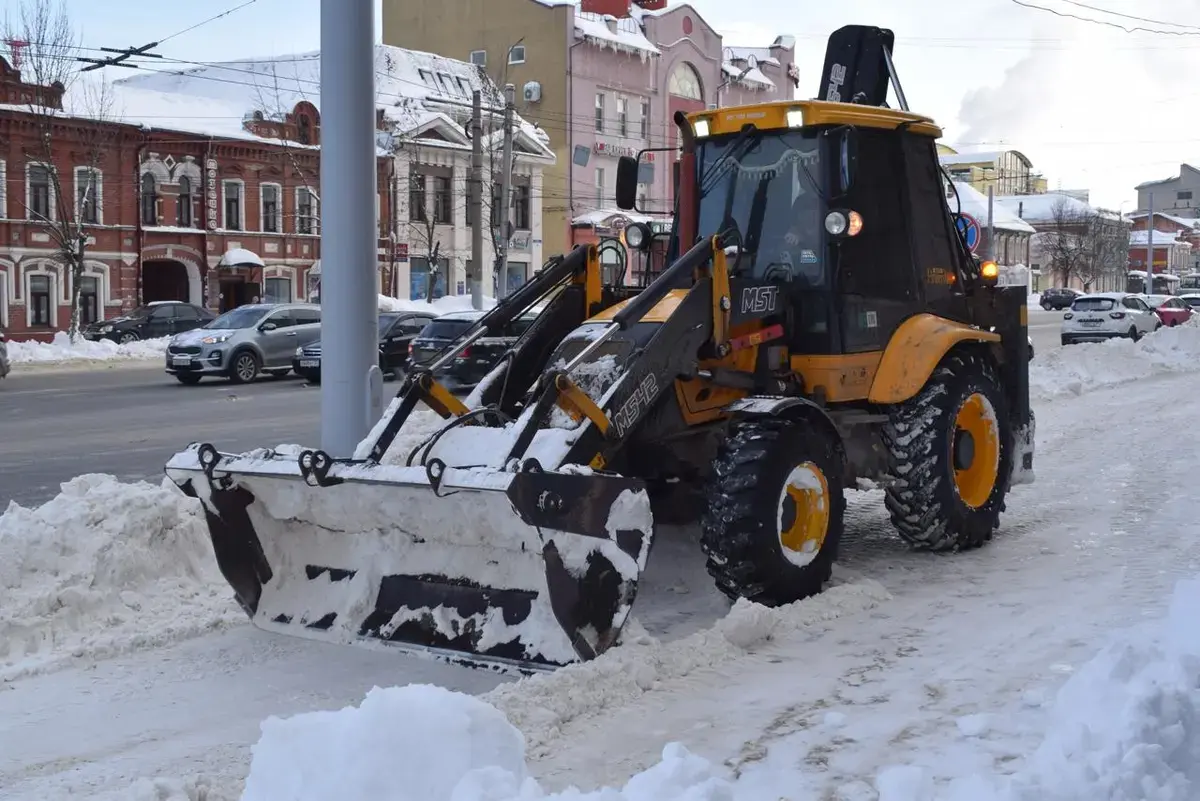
[319,0,380,456]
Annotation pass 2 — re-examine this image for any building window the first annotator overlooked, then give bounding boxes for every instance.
[222,180,242,230]
[29,164,52,220]
[640,100,650,139]
[409,173,427,222]
[1179,190,1193,201]
[264,276,292,303]
[433,175,451,223]
[80,275,99,325]
[177,176,193,227]
[418,69,435,88]
[617,97,628,137]
[140,173,157,226]
[76,167,100,225]
[490,183,503,228]
[668,62,703,101]
[298,115,312,145]
[261,184,280,232]
[595,167,605,208]
[469,50,486,66]
[456,77,471,96]
[297,187,319,234]
[512,183,531,230]
[595,93,605,133]
[508,44,526,65]
[29,274,51,326]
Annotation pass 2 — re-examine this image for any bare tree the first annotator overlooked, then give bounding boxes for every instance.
[1077,209,1130,292]
[4,0,120,340]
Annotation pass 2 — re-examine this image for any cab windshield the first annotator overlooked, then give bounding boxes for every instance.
[696,129,826,287]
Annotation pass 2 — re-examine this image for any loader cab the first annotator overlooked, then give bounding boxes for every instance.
[616,100,976,357]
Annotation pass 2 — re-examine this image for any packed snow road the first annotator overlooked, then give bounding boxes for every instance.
[3,329,1200,799]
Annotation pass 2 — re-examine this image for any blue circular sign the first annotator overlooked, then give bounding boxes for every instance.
[955,213,981,253]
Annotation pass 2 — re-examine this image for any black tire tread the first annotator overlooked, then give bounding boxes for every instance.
[880,350,1011,552]
[700,417,845,605]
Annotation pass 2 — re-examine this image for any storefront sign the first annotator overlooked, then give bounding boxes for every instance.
[509,231,532,251]
[593,141,654,161]
[205,158,219,231]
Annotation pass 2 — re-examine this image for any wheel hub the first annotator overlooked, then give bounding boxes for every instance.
[951,393,1000,509]
[953,428,975,470]
[777,463,830,568]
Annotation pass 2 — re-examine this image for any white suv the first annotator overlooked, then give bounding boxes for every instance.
[1061,292,1160,345]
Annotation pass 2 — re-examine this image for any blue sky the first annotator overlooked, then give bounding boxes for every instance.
[52,0,1200,209]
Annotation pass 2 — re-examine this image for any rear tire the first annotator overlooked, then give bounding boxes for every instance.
[700,417,845,605]
[881,350,1011,552]
[1129,326,1140,341]
[118,332,139,344]
[228,350,260,384]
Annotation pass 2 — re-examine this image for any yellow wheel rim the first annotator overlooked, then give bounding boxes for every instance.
[777,462,830,567]
[952,392,1001,509]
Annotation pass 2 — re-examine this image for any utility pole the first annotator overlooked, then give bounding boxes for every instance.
[469,90,484,310]
[987,185,996,262]
[1147,192,1155,297]
[319,0,379,456]
[495,83,516,299]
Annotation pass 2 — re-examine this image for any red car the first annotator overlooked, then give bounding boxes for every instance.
[1145,294,1193,326]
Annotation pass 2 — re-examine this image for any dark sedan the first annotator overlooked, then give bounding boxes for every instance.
[293,310,436,383]
[408,309,537,390]
[82,301,215,343]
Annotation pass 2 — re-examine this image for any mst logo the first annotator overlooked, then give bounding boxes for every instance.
[741,285,779,315]
[611,372,659,437]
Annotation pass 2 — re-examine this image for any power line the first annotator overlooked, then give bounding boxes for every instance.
[1008,0,1200,35]
[1053,0,1200,32]
[157,0,261,45]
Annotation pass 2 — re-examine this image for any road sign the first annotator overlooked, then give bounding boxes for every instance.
[955,213,981,253]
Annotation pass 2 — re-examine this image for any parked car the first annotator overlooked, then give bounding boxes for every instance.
[0,329,9,379]
[408,309,538,389]
[1180,293,1200,310]
[1144,294,1194,326]
[1040,287,1084,311]
[82,301,216,343]
[165,303,322,385]
[293,310,437,384]
[1061,292,1160,345]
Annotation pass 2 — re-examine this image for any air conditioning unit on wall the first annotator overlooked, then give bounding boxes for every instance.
[523,81,542,103]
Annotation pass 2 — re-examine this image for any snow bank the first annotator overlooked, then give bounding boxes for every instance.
[6,331,169,364]
[240,684,732,801]
[0,474,240,680]
[378,293,497,314]
[1030,323,1200,400]
[484,581,891,758]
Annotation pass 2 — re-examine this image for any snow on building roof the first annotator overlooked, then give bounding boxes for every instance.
[993,192,1095,225]
[573,12,660,58]
[950,182,1036,234]
[1126,210,1200,228]
[1134,165,1199,189]
[1130,229,1193,247]
[939,149,1033,169]
[724,46,781,67]
[106,45,552,156]
[720,61,774,89]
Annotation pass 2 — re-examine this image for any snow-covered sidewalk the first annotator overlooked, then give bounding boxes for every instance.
[4,325,1200,799]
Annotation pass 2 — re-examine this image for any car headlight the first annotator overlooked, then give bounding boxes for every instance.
[202,334,232,344]
[295,346,304,358]
[99,325,113,334]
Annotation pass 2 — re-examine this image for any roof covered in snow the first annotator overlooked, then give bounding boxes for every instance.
[949,182,1036,234]
[1130,229,1193,247]
[993,192,1098,225]
[1135,164,1199,189]
[101,45,552,159]
[573,12,660,58]
[939,150,1032,169]
[1126,210,1200,229]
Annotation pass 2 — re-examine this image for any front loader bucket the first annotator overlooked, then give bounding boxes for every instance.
[165,443,654,670]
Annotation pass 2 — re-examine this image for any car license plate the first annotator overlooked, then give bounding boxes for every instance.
[172,355,192,366]
[1081,318,1101,325]
[300,359,319,368]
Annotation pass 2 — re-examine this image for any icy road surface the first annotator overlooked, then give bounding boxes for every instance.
[2,348,1199,798]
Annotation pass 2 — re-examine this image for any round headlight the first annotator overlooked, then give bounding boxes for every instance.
[624,222,650,250]
[824,211,849,236]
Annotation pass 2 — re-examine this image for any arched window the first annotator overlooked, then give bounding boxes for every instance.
[298,114,311,145]
[177,176,193,227]
[668,62,703,101]
[140,173,158,226]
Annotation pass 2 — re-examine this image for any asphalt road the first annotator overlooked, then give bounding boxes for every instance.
[0,311,1068,509]
[0,366,325,508]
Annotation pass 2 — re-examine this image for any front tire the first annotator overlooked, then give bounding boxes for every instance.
[118,332,139,344]
[700,417,845,605]
[228,350,260,384]
[881,350,1012,552]
[1129,326,1141,341]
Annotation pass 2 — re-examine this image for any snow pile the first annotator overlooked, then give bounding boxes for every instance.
[5,331,169,364]
[1030,324,1200,400]
[377,293,498,314]
[484,581,891,758]
[986,574,1200,801]
[240,684,732,801]
[0,474,240,680]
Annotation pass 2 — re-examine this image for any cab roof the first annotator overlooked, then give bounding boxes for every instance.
[688,99,942,140]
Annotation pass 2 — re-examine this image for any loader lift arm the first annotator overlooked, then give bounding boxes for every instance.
[366,244,608,463]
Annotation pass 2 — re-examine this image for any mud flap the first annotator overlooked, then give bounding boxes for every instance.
[166,444,654,671]
[1009,409,1036,487]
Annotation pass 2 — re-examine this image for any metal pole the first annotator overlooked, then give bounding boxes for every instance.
[987,185,996,262]
[470,90,484,310]
[495,83,516,300]
[319,0,379,456]
[1147,192,1155,297]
